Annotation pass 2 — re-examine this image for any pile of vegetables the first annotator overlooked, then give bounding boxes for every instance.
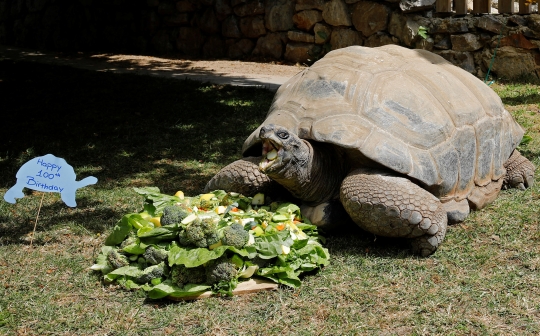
[91,187,330,299]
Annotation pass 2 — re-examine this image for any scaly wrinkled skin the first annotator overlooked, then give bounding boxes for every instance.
[257,124,348,205]
[503,150,535,190]
[205,124,534,256]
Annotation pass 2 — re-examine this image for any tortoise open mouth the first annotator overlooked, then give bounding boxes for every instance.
[260,139,282,171]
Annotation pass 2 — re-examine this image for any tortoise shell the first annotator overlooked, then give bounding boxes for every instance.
[242,45,524,202]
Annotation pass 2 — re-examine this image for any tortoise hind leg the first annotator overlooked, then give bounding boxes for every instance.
[503,149,535,190]
[340,168,448,257]
[204,156,282,196]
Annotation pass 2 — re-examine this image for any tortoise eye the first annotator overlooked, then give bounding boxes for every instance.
[277,131,289,139]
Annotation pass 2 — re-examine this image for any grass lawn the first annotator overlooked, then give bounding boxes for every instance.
[0,59,539,335]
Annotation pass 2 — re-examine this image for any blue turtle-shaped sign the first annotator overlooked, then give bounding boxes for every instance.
[4,154,98,207]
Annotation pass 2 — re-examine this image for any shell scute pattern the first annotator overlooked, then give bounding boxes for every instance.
[243,45,525,201]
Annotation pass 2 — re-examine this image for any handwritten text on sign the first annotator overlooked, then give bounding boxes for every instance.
[4,154,98,207]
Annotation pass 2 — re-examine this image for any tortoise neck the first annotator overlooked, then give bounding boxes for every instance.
[270,140,347,204]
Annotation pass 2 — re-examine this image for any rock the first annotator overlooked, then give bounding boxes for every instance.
[158,2,176,15]
[314,22,331,44]
[477,15,503,34]
[215,0,232,20]
[431,18,469,34]
[434,36,451,50]
[364,32,396,47]
[145,11,161,34]
[322,0,352,27]
[400,0,436,12]
[330,28,362,50]
[527,14,540,38]
[295,0,325,11]
[227,38,255,58]
[265,0,294,32]
[152,30,173,54]
[240,15,266,37]
[177,0,197,12]
[351,1,390,37]
[26,0,49,12]
[416,37,434,51]
[177,27,205,56]
[388,12,418,47]
[284,42,320,63]
[293,10,322,31]
[231,0,247,6]
[500,33,537,50]
[482,46,538,79]
[222,15,241,38]
[10,0,25,16]
[200,0,215,5]
[164,13,190,26]
[451,33,483,51]
[147,0,159,7]
[288,30,315,43]
[0,2,8,20]
[200,8,220,34]
[253,32,284,59]
[233,0,265,17]
[508,15,527,27]
[203,36,226,58]
[435,50,476,73]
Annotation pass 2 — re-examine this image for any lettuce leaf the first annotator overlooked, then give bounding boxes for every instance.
[133,187,183,215]
[147,281,211,299]
[252,231,294,259]
[104,217,133,246]
[90,246,114,274]
[168,245,254,268]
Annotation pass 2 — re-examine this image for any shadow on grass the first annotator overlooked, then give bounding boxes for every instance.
[0,59,273,188]
[501,92,540,106]
[0,59,274,244]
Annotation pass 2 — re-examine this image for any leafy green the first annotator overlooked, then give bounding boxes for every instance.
[168,245,254,268]
[96,188,330,298]
[147,281,211,299]
[104,217,132,246]
[253,231,294,259]
[90,246,114,274]
[133,187,183,215]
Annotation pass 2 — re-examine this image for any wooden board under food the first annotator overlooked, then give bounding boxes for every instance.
[168,278,279,300]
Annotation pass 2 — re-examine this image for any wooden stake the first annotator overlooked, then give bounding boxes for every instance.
[29,192,45,247]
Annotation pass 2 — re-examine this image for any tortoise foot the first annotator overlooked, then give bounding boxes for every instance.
[300,199,351,232]
[204,157,279,196]
[340,168,448,256]
[504,149,535,190]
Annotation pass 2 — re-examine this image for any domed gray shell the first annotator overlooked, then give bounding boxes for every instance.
[243,45,524,201]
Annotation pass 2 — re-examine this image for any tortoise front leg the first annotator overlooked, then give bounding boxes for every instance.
[503,149,535,190]
[340,168,448,257]
[204,157,281,196]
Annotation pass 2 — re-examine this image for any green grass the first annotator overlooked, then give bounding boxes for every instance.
[1,61,540,335]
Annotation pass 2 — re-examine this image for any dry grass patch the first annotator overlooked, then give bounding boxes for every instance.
[0,62,540,335]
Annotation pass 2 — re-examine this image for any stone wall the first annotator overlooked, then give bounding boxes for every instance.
[1,0,540,80]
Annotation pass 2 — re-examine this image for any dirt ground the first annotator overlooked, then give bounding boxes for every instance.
[0,45,305,89]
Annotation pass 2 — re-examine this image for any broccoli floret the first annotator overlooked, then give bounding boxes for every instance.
[170,265,206,287]
[107,249,130,269]
[221,223,249,249]
[143,246,168,265]
[119,232,137,250]
[178,217,220,248]
[197,197,220,211]
[205,257,238,285]
[136,262,167,284]
[161,205,190,225]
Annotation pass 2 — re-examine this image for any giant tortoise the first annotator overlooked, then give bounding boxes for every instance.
[205,45,535,256]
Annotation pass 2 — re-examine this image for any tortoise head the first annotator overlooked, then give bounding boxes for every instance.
[258,124,310,177]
